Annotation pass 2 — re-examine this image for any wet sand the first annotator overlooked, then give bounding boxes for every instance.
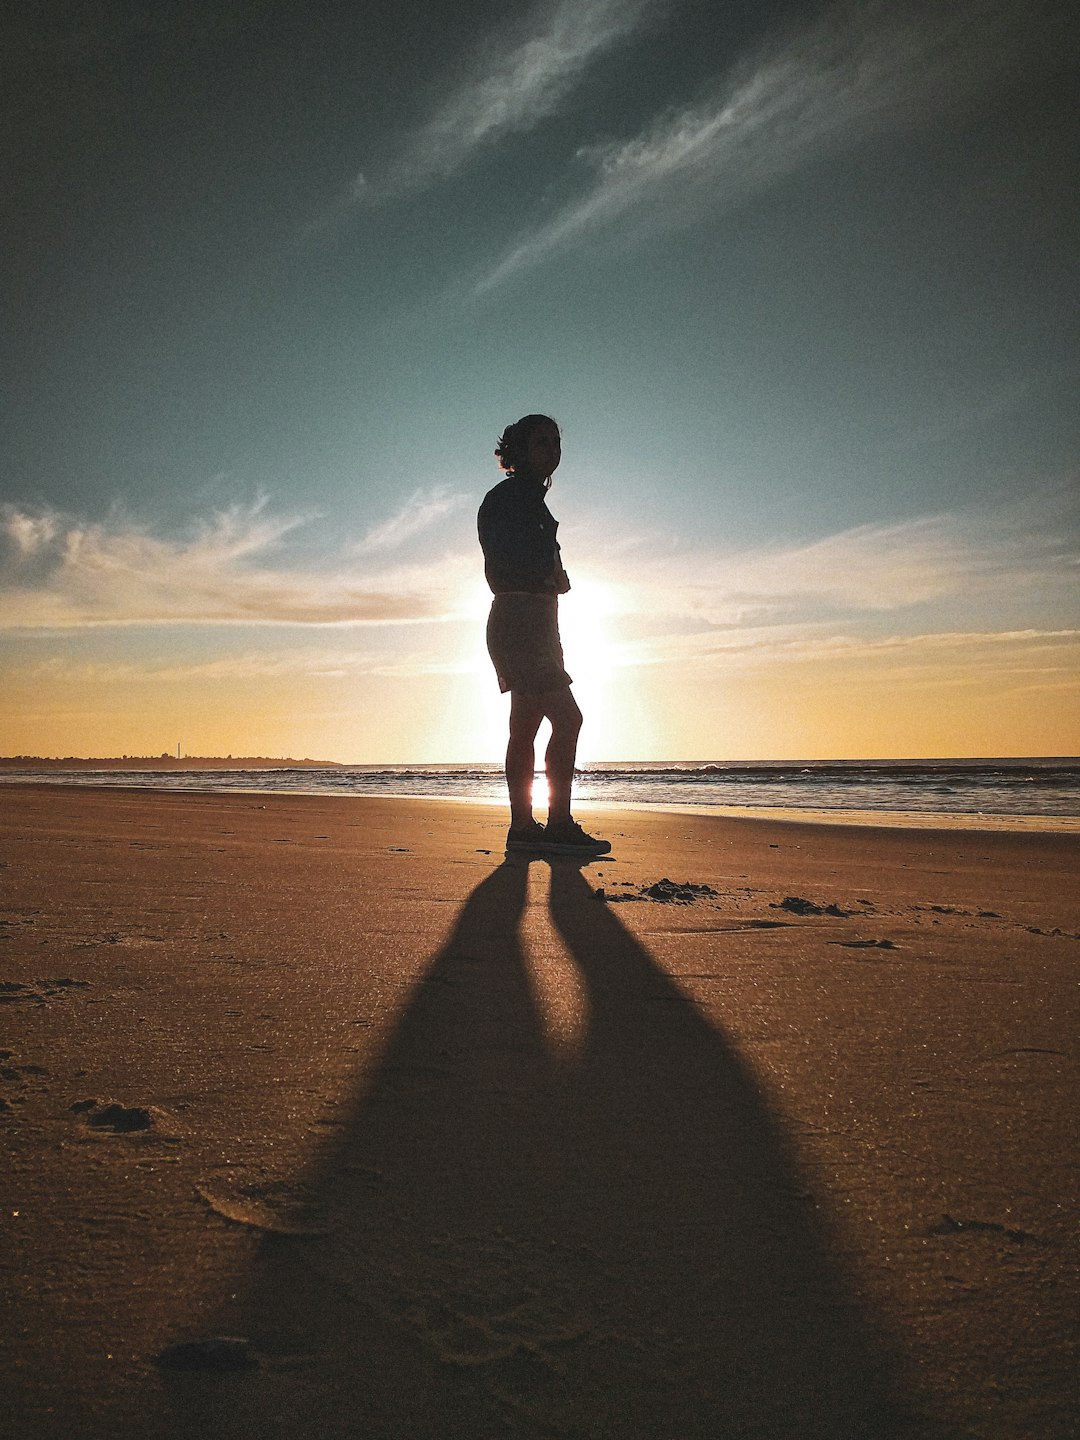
[1,785,1077,1438]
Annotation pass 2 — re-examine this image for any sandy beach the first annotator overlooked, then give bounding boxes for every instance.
[1,784,1077,1438]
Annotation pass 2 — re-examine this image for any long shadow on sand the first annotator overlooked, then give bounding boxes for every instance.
[167,857,913,1438]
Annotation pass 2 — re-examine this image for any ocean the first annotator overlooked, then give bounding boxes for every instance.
[3,759,1077,828]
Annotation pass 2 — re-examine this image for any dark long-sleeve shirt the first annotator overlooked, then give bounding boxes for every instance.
[477,477,569,595]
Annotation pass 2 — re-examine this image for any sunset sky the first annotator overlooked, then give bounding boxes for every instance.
[3,0,1077,762]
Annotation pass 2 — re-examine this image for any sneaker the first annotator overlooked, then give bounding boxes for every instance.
[505,820,547,852]
[540,820,611,856]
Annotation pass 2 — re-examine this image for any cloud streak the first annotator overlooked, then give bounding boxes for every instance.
[3,491,1075,697]
[620,623,1080,681]
[0,501,470,629]
[4,643,474,686]
[478,0,1066,289]
[314,0,657,225]
[582,493,1078,631]
[351,488,463,556]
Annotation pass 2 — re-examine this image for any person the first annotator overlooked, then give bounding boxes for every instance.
[478,414,610,856]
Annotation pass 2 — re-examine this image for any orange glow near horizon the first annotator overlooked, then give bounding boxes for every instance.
[0,610,1077,763]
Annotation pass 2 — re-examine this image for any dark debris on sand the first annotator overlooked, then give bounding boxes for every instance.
[772,896,854,917]
[71,1099,154,1132]
[929,1214,1042,1246]
[1,976,91,1004]
[601,878,720,905]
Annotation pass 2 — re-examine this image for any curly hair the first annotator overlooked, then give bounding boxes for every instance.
[494,414,559,480]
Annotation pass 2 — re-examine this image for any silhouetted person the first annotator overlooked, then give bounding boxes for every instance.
[478,414,609,857]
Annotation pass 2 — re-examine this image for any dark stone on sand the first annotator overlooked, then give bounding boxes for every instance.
[606,878,719,904]
[644,878,719,903]
[774,896,851,917]
[154,1336,258,1372]
[78,1101,154,1132]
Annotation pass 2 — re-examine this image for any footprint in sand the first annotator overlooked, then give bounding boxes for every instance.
[194,1172,327,1236]
[69,1098,182,1140]
[1,1058,51,1107]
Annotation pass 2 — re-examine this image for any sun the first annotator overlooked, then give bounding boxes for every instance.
[457,575,621,765]
[554,576,618,765]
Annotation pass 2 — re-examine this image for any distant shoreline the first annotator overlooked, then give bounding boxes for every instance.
[0,756,344,770]
[1,757,1076,833]
[2,755,1076,772]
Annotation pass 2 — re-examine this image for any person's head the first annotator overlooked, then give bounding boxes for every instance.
[495,414,561,485]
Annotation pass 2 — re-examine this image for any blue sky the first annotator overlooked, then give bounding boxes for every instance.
[2,0,1077,760]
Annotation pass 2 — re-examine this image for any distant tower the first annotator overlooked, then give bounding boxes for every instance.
[177,741,182,760]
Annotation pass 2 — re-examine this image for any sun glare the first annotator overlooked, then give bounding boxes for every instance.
[555,576,617,765]
[459,576,620,766]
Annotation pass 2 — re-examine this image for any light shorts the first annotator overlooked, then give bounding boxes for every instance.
[486,592,572,695]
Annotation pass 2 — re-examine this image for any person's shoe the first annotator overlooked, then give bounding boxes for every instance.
[539,820,611,856]
[505,819,547,852]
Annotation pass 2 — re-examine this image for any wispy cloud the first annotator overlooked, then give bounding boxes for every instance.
[4,490,1075,711]
[4,644,473,686]
[308,0,657,230]
[351,488,463,556]
[551,489,1080,704]
[479,0,1065,289]
[621,623,1080,680]
[0,500,472,629]
[584,493,1078,633]
[4,510,59,555]
[392,0,658,192]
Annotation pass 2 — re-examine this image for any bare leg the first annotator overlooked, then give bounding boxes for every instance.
[540,686,583,827]
[506,692,545,828]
